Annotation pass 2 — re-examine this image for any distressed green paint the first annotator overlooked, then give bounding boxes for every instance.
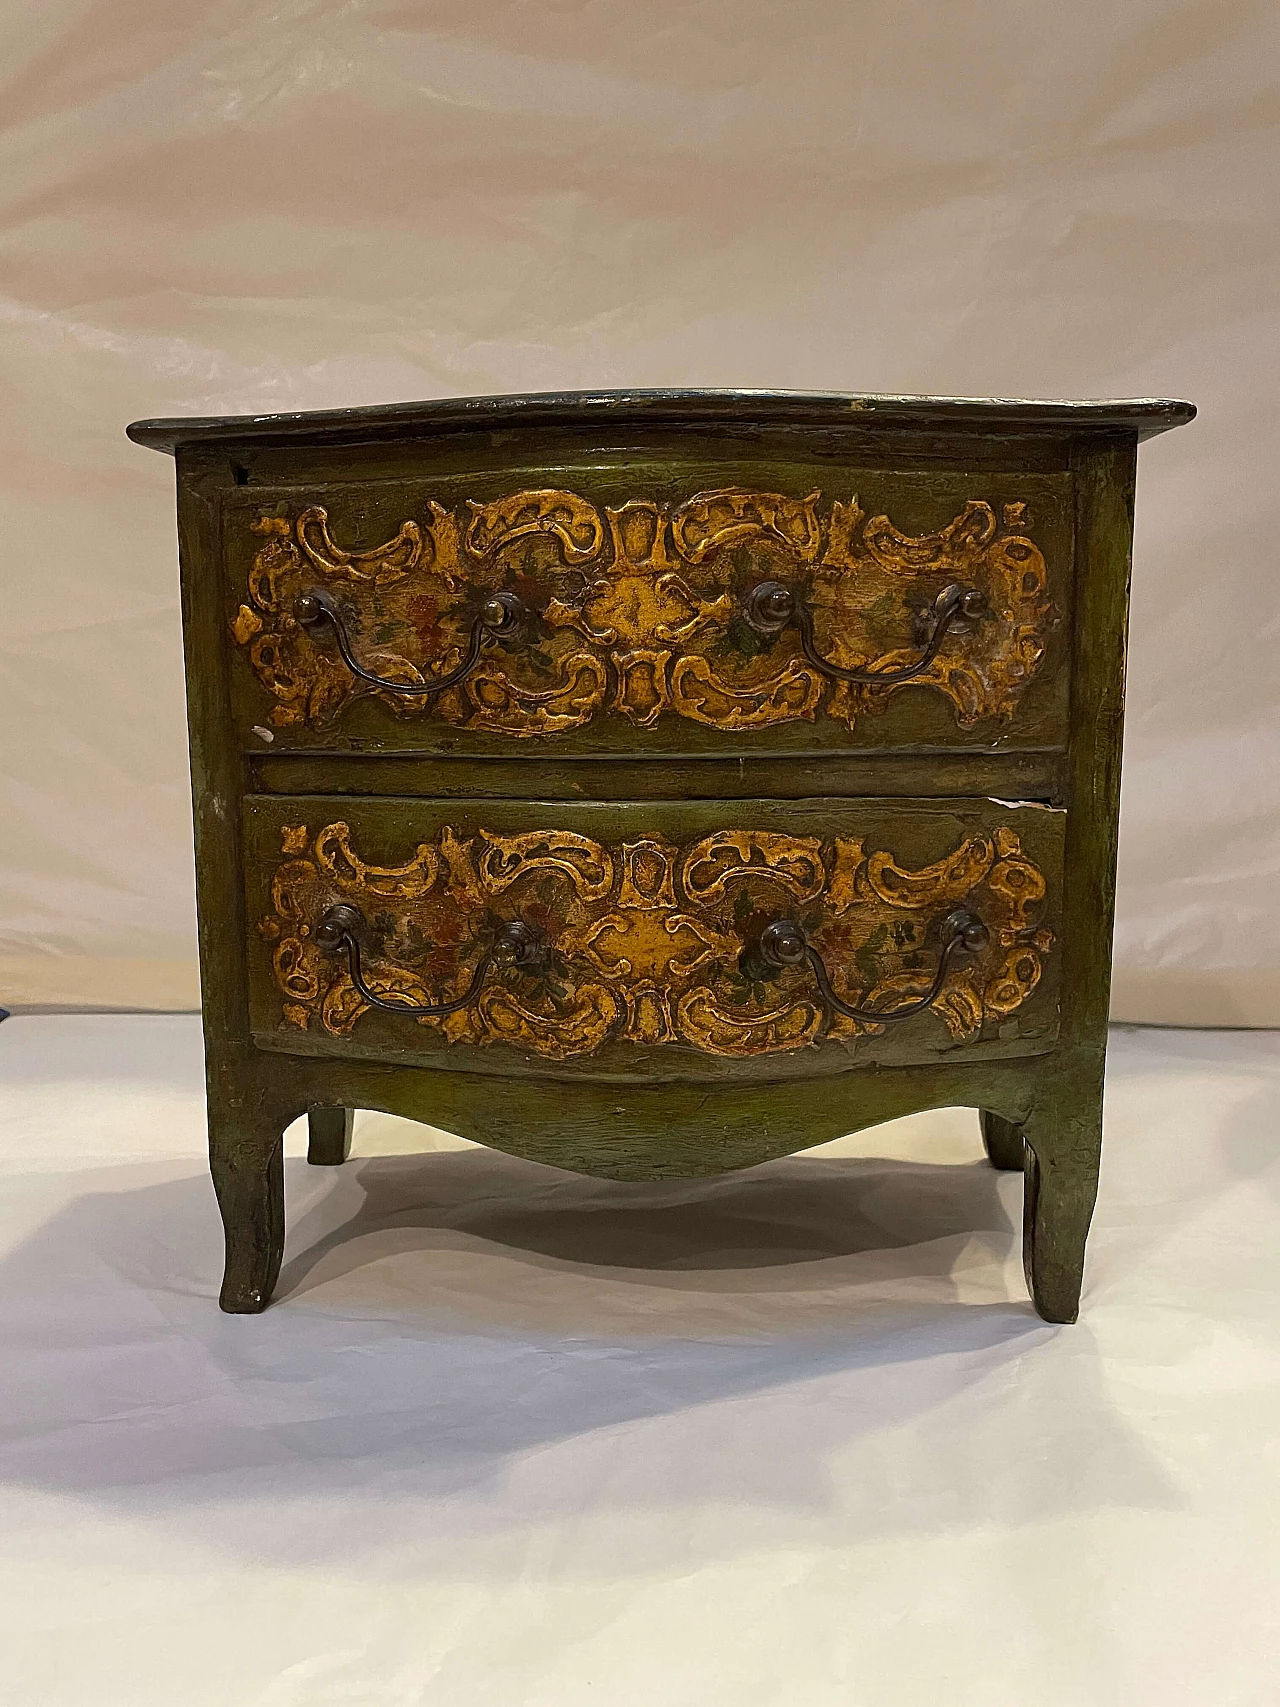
[133,390,1194,1323]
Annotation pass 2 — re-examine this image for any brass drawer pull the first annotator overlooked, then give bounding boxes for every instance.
[294,588,527,696]
[742,579,989,686]
[315,903,548,1017]
[741,907,990,1024]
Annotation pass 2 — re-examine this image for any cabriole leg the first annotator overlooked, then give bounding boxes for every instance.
[980,1109,1025,1171]
[308,1105,354,1166]
[1020,1086,1104,1325]
[209,1101,287,1313]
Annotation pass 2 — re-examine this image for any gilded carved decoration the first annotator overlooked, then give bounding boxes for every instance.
[234,486,1052,734]
[259,820,1055,1059]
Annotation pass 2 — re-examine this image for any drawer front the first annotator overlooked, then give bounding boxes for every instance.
[227,462,1071,756]
[244,795,1065,1082]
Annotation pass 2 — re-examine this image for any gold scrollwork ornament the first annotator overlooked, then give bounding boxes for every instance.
[234,487,1052,734]
[261,820,1055,1060]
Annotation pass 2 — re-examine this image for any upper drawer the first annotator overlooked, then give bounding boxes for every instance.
[225,462,1072,756]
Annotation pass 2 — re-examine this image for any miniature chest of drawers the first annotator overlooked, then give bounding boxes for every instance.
[128,388,1194,1321]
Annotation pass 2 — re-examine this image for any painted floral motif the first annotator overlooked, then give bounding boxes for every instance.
[233,488,1053,735]
[259,819,1055,1059]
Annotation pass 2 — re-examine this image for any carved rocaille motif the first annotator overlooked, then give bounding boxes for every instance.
[258,820,1055,1059]
[233,488,1052,733]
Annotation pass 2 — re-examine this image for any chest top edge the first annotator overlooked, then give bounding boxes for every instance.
[129,388,1197,457]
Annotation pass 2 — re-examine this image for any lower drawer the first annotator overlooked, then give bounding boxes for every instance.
[243,794,1065,1083]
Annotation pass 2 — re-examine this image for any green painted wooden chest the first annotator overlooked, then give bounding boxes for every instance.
[128,389,1194,1321]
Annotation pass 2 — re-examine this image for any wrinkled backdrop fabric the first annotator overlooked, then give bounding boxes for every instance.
[1,0,1277,1023]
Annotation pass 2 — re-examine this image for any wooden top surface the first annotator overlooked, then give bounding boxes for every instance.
[126,388,1196,455]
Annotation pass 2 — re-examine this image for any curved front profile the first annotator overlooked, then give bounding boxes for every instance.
[243,795,1065,1082]
[226,468,1071,755]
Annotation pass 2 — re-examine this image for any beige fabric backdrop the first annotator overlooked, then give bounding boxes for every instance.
[1,0,1277,1023]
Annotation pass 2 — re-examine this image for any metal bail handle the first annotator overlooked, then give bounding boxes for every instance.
[741,906,990,1024]
[742,579,990,686]
[315,903,549,1018]
[294,588,528,696]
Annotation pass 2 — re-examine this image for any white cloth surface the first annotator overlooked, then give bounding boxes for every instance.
[1,2,1279,1022]
[1,1013,1277,1706]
